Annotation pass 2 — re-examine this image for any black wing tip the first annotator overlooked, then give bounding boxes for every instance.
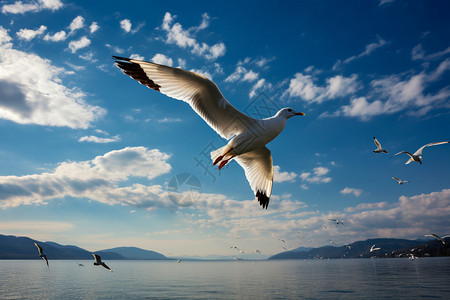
[112,55,131,61]
[256,190,269,209]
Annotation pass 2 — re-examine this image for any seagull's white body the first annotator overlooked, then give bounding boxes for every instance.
[373,137,388,153]
[370,245,380,252]
[393,141,450,164]
[392,177,408,185]
[113,56,305,209]
[92,254,112,272]
[34,242,49,268]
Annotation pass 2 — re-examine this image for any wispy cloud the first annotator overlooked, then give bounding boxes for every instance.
[16,25,47,41]
[79,135,121,143]
[411,44,450,61]
[2,0,63,14]
[160,12,226,60]
[0,27,105,129]
[120,18,144,34]
[333,36,387,69]
[330,59,450,119]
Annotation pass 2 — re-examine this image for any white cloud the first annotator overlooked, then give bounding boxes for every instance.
[273,165,297,183]
[89,22,99,34]
[151,53,173,66]
[120,19,132,33]
[285,73,360,103]
[242,70,259,82]
[411,44,450,61]
[340,187,363,197]
[157,117,182,123]
[160,12,226,60]
[68,16,85,35]
[68,36,91,53]
[333,59,450,119]
[300,166,332,185]
[0,27,105,129]
[128,53,143,60]
[16,25,46,41]
[43,30,66,42]
[0,147,173,209]
[249,78,267,98]
[1,0,63,14]
[79,135,121,143]
[333,37,387,69]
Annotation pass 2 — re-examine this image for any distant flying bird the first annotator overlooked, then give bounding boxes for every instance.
[424,234,446,245]
[329,219,344,225]
[373,137,388,153]
[392,177,408,185]
[370,245,381,252]
[34,242,49,268]
[177,259,182,263]
[113,56,305,209]
[78,263,84,267]
[279,239,286,243]
[92,254,112,272]
[255,249,261,254]
[282,246,288,251]
[393,141,450,164]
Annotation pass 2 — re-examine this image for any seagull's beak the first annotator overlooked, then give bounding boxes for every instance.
[295,112,305,116]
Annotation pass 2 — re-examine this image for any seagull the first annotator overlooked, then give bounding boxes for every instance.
[424,234,446,245]
[92,254,112,272]
[255,249,261,254]
[329,218,344,225]
[392,177,408,185]
[373,136,388,153]
[279,239,286,243]
[370,245,381,252]
[177,259,182,263]
[113,56,305,209]
[34,242,49,268]
[393,141,450,164]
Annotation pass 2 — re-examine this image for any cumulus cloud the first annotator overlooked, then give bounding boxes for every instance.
[130,53,144,60]
[1,0,63,14]
[285,73,360,103]
[340,187,363,197]
[160,12,226,60]
[151,53,173,66]
[0,147,173,208]
[89,22,99,34]
[68,36,91,53]
[16,25,46,41]
[68,16,85,35]
[300,166,332,185]
[273,165,297,183]
[120,19,132,33]
[0,27,105,129]
[43,30,66,42]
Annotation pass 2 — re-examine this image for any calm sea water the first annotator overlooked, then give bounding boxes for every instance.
[0,258,449,299]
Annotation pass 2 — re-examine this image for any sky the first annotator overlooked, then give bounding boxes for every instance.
[0,0,449,258]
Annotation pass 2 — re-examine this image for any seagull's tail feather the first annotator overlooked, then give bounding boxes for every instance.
[405,157,414,164]
[211,145,234,169]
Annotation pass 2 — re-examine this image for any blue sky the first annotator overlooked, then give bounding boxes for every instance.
[0,0,449,258]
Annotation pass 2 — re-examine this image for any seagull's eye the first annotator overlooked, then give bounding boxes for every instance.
[288,109,292,112]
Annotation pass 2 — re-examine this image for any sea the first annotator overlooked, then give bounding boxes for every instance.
[0,258,449,299]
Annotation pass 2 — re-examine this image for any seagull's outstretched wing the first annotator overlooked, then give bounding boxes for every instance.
[34,242,43,256]
[374,137,382,149]
[234,147,273,209]
[113,56,256,140]
[101,262,112,272]
[93,254,101,264]
[414,141,450,156]
[42,255,49,268]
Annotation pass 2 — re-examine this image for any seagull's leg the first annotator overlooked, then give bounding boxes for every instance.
[213,147,233,166]
[218,155,235,170]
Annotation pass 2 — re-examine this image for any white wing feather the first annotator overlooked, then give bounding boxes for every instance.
[234,147,273,209]
[114,57,256,140]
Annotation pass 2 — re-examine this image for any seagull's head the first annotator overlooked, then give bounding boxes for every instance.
[278,107,305,119]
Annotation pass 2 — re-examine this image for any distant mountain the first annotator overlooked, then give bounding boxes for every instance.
[0,234,166,260]
[269,238,449,260]
[97,247,169,260]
